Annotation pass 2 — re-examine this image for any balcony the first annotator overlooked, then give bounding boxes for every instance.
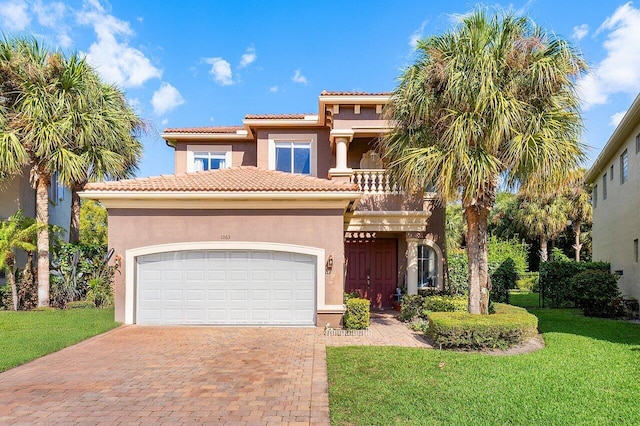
[350,169,398,194]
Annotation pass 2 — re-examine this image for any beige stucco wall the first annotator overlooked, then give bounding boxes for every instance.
[592,122,640,300]
[107,208,346,324]
[173,140,258,174]
[333,106,388,130]
[0,170,36,220]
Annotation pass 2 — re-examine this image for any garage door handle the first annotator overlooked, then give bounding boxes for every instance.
[366,275,370,288]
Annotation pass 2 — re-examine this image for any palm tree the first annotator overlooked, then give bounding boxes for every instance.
[0,211,37,310]
[56,55,144,243]
[515,195,569,262]
[0,37,86,306]
[380,9,586,314]
[564,168,592,262]
[445,202,466,252]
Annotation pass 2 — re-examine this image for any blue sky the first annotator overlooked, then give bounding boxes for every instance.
[2,0,639,178]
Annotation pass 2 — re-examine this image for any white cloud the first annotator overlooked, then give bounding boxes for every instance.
[292,69,307,85]
[577,2,640,109]
[409,20,427,49]
[610,111,626,127]
[269,85,279,93]
[151,82,184,115]
[0,0,31,31]
[33,0,65,28]
[239,46,256,68]
[572,24,589,40]
[77,1,162,88]
[205,57,233,85]
[161,118,168,126]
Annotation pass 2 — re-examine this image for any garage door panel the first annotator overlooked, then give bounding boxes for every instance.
[137,249,316,325]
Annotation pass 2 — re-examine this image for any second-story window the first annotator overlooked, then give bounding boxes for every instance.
[275,142,311,174]
[621,149,628,184]
[194,152,227,171]
[602,173,607,200]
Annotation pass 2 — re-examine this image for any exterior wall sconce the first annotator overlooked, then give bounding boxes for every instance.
[326,255,334,273]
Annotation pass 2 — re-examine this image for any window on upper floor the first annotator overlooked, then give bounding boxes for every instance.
[635,239,639,263]
[620,149,628,184]
[49,172,63,205]
[275,142,311,174]
[593,184,597,208]
[268,134,317,176]
[636,133,640,154]
[610,165,613,180]
[186,145,232,173]
[602,173,607,200]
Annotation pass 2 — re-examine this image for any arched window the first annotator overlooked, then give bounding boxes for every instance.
[417,245,437,289]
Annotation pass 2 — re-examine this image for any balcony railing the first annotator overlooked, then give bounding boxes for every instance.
[350,169,399,194]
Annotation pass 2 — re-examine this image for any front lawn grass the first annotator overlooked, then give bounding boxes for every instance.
[0,308,119,372]
[327,304,640,425]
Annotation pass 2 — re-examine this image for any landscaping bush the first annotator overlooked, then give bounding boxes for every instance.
[86,277,113,308]
[570,269,620,317]
[516,272,539,292]
[0,284,11,310]
[399,294,424,322]
[421,294,467,314]
[539,261,610,308]
[344,298,370,329]
[427,303,538,350]
[66,300,96,309]
[447,237,528,300]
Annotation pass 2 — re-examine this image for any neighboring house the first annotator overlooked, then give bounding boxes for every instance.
[0,170,71,284]
[586,92,640,301]
[80,91,446,327]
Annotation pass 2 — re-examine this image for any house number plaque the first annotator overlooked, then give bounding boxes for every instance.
[220,234,231,240]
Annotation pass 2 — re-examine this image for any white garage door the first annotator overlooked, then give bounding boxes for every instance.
[136,250,316,325]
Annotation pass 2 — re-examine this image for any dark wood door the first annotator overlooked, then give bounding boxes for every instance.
[345,239,397,308]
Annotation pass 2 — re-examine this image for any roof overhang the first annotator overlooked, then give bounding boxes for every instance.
[162,128,254,147]
[242,115,320,128]
[319,94,391,126]
[79,190,361,211]
[344,210,431,232]
[586,92,640,183]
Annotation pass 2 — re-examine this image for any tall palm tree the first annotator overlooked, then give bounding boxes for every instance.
[564,168,592,262]
[56,55,144,243]
[380,9,586,314]
[515,195,569,262]
[0,37,86,306]
[0,211,37,310]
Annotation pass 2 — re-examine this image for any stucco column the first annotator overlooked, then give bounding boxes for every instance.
[335,137,349,170]
[406,238,418,295]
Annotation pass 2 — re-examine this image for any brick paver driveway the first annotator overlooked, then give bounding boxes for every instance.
[0,326,329,425]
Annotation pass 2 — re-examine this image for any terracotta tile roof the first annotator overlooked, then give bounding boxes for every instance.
[163,126,245,134]
[84,167,359,193]
[320,91,392,96]
[243,113,314,120]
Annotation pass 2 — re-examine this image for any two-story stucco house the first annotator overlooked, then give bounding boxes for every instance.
[586,93,640,301]
[80,91,446,327]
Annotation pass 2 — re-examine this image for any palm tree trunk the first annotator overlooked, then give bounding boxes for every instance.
[540,236,548,263]
[573,221,582,262]
[69,184,82,244]
[9,268,18,311]
[36,175,50,307]
[465,205,490,314]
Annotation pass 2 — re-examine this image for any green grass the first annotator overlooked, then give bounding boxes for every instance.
[327,298,640,425]
[0,307,119,372]
[509,290,541,308]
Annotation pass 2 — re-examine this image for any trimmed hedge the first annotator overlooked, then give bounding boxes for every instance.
[399,294,467,322]
[344,298,370,329]
[570,269,620,317]
[539,261,610,308]
[427,304,538,350]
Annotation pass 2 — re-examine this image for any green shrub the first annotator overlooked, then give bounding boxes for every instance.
[421,295,467,314]
[66,300,96,309]
[343,291,360,304]
[344,298,370,329]
[570,269,620,317]
[446,251,469,295]
[491,258,516,304]
[399,294,424,322]
[539,261,610,308]
[427,304,538,350]
[516,272,539,292]
[86,277,114,308]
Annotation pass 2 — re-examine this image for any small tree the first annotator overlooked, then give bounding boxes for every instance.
[79,200,108,246]
[0,211,37,310]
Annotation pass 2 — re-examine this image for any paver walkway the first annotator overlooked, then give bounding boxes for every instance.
[322,310,433,348]
[0,327,329,425]
[0,310,428,425]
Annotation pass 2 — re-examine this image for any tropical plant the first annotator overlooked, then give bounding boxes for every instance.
[79,200,108,246]
[515,195,569,262]
[489,192,521,240]
[564,168,592,262]
[0,211,37,310]
[445,202,465,251]
[380,9,585,314]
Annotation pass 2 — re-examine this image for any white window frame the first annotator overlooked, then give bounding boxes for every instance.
[186,144,232,172]
[415,239,443,291]
[268,134,317,177]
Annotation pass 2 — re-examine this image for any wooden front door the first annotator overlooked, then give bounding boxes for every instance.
[345,238,398,308]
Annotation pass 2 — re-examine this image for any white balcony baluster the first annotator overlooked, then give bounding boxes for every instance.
[350,169,398,194]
